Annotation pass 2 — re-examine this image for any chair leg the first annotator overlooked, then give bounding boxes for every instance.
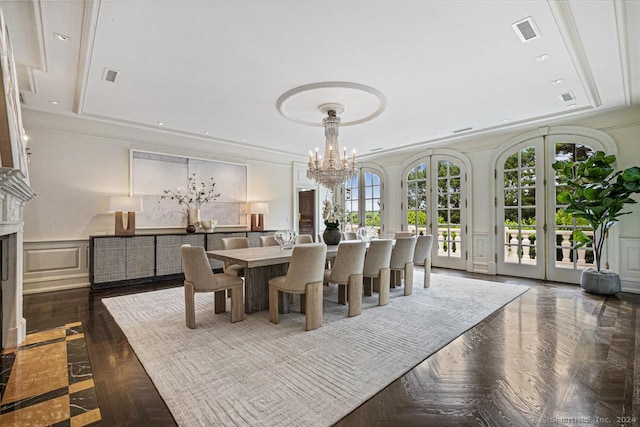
[373,276,380,293]
[364,277,373,296]
[305,281,323,331]
[347,274,363,317]
[424,258,431,288]
[378,268,390,306]
[404,262,414,296]
[269,285,280,324]
[229,286,244,323]
[300,293,307,314]
[184,282,196,329]
[338,284,347,305]
[214,290,226,313]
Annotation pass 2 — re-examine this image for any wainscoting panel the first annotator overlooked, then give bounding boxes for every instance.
[619,238,640,294]
[472,233,491,274]
[23,240,90,293]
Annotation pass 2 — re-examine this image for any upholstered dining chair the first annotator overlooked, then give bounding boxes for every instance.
[268,243,327,331]
[259,235,279,247]
[324,241,367,317]
[413,234,435,288]
[394,231,413,238]
[296,234,314,244]
[363,239,393,306]
[342,232,357,241]
[221,237,249,276]
[390,236,417,296]
[180,245,244,328]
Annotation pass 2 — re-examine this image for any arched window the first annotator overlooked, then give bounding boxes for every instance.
[344,167,384,236]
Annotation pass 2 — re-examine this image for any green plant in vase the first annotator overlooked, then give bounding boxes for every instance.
[553,151,640,294]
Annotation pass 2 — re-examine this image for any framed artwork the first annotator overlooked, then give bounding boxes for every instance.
[131,150,248,228]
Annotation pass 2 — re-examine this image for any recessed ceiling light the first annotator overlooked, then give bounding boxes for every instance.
[567,104,577,108]
[53,33,69,41]
[23,134,29,142]
[204,131,210,135]
[536,54,550,61]
[157,121,164,126]
[271,145,276,148]
[503,119,510,122]
[241,138,246,142]
[49,100,59,105]
[551,79,563,85]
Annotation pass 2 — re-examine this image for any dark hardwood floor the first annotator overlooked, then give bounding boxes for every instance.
[21,269,640,426]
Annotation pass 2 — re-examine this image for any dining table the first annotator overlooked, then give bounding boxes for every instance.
[207,244,339,314]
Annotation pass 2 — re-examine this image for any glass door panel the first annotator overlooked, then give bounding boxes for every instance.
[547,140,596,283]
[497,143,545,279]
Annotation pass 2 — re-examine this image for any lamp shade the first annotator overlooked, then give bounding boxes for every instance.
[250,202,269,214]
[108,196,143,213]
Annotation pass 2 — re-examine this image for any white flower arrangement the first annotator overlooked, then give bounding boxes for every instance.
[322,198,344,225]
[161,173,220,209]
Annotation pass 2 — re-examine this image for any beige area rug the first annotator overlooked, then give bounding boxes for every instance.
[103,272,529,426]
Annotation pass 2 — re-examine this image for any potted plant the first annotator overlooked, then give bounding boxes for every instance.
[553,151,640,294]
[322,196,344,245]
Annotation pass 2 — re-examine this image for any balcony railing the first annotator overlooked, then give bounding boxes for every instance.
[345,223,594,268]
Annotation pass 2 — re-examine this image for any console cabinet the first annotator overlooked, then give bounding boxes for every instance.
[90,231,273,289]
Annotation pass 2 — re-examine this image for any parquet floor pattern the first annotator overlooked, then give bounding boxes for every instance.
[19,270,640,426]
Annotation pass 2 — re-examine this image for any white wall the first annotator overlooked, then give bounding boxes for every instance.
[22,112,293,293]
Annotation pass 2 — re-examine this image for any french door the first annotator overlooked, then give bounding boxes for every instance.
[405,155,467,270]
[496,134,604,282]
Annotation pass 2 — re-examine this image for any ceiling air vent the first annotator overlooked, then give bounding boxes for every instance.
[512,17,540,43]
[102,68,119,83]
[558,92,575,102]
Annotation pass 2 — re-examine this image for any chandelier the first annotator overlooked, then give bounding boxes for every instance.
[306,104,357,189]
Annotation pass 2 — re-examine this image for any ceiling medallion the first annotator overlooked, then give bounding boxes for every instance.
[276,82,387,127]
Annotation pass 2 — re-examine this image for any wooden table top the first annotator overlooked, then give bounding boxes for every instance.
[207,244,339,268]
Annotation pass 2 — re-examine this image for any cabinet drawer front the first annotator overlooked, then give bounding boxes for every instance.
[93,238,126,283]
[156,235,182,276]
[126,236,156,279]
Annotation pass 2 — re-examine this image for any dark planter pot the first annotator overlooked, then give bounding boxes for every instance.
[323,227,341,245]
[580,268,621,295]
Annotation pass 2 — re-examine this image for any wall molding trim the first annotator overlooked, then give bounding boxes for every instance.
[23,239,89,294]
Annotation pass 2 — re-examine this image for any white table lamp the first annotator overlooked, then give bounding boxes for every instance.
[109,196,143,236]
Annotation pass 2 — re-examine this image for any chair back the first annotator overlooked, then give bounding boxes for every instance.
[390,237,417,269]
[329,241,366,282]
[394,232,413,238]
[181,245,216,290]
[222,237,249,250]
[260,235,279,247]
[413,234,434,265]
[284,243,327,291]
[363,239,393,277]
[296,234,314,244]
[342,232,357,241]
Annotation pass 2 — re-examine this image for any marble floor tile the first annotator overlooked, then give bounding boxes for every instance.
[0,323,101,427]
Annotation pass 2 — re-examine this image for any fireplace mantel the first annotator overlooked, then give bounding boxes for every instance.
[1,167,37,349]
